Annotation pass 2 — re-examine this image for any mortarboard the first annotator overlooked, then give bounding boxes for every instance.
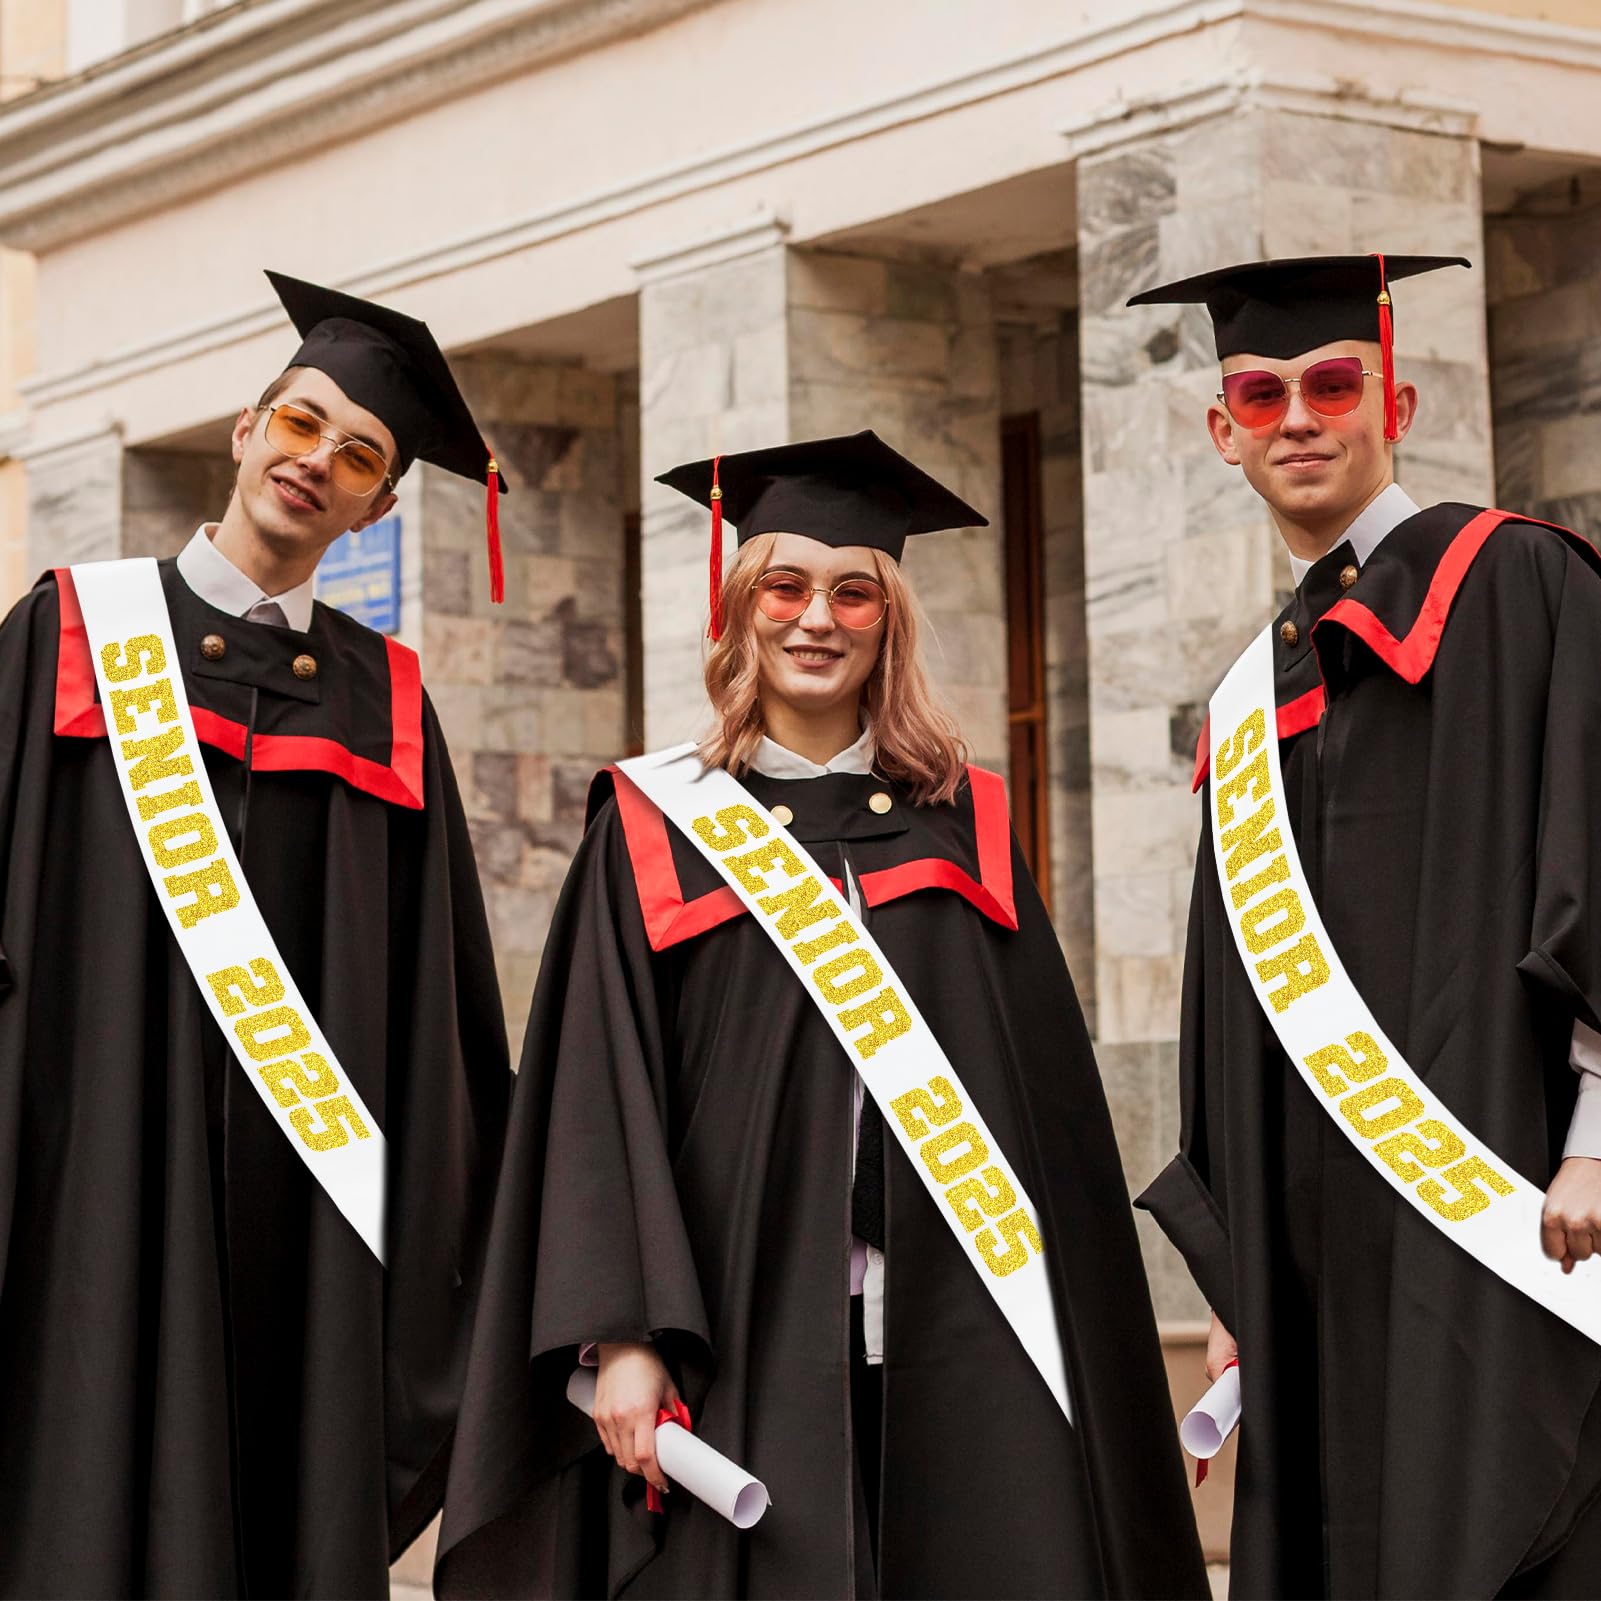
[657,430,987,639]
[267,271,511,602]
[1127,252,1469,441]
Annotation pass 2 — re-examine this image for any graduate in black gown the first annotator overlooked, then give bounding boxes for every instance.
[0,274,510,1597]
[1129,255,1601,1598]
[435,432,1206,1600]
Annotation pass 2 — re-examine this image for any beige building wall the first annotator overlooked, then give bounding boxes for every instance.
[0,0,64,611]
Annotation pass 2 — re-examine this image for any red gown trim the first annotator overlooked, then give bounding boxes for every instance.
[1315,508,1571,685]
[610,763,1018,953]
[1190,508,1582,792]
[1191,687,1327,794]
[51,568,427,810]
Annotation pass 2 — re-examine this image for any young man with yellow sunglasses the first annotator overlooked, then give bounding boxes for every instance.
[0,272,511,1597]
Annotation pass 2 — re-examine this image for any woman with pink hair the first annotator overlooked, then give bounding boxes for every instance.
[437,432,1204,1601]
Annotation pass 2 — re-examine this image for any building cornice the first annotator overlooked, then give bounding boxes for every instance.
[1060,67,1480,161]
[9,0,1601,422]
[628,205,791,281]
[0,0,723,252]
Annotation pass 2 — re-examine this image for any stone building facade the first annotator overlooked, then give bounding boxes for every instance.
[5,0,1601,1563]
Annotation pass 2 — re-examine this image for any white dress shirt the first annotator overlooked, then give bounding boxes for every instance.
[176,524,316,631]
[1291,484,1601,1160]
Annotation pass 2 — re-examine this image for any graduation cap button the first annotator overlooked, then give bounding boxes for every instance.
[1280,621,1300,647]
[200,634,226,661]
[292,654,319,681]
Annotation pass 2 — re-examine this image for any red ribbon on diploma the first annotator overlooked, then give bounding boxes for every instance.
[647,1399,693,1513]
[1194,1359,1239,1487]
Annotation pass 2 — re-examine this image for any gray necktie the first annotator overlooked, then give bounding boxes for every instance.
[245,599,288,628]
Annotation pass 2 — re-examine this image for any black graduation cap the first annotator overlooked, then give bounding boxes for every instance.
[656,430,986,638]
[1127,253,1469,440]
[266,270,511,601]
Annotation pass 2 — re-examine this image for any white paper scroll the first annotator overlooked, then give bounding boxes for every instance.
[1179,1364,1242,1461]
[566,1368,771,1529]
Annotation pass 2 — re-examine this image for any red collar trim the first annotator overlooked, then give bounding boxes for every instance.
[610,762,1018,953]
[856,765,1017,930]
[1314,508,1570,685]
[1191,507,1583,792]
[52,568,426,810]
[1191,687,1326,793]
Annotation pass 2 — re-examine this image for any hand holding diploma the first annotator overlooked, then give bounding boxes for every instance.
[569,1364,771,1529]
[1180,1361,1241,1482]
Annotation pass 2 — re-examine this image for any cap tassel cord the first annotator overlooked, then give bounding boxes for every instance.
[708,454,724,642]
[1372,253,1399,443]
[487,455,505,605]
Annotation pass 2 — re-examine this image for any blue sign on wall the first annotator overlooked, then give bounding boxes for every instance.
[317,516,402,634]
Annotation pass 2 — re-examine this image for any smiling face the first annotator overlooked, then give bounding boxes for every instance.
[752,532,886,723]
[230,366,399,559]
[1206,338,1418,552]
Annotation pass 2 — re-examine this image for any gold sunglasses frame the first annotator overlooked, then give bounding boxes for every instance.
[261,403,394,497]
[750,574,890,630]
[1215,363,1383,423]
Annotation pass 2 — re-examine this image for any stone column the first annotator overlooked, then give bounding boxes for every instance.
[637,244,1006,764]
[1076,104,1491,1319]
[25,429,237,579]
[417,353,627,1044]
[122,447,236,557]
[1485,167,1601,538]
[637,245,791,745]
[24,426,126,571]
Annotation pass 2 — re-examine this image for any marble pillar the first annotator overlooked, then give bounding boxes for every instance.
[1077,105,1492,1319]
[26,432,235,577]
[422,353,628,1045]
[24,426,126,571]
[1485,169,1601,540]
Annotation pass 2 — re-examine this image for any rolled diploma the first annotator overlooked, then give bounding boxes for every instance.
[1180,1364,1242,1461]
[566,1367,771,1529]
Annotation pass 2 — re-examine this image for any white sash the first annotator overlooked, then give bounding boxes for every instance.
[72,558,387,1262]
[617,745,1073,1420]
[1208,627,1600,1341]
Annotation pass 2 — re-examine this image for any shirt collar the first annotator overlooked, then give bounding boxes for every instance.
[175,524,317,632]
[1288,482,1421,586]
[749,725,876,779]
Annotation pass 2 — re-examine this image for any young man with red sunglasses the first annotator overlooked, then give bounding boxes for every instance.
[0,271,511,1596]
[1131,254,1601,1598]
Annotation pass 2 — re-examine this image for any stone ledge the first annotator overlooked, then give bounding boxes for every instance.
[0,0,720,251]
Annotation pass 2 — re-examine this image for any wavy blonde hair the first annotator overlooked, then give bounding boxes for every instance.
[699,532,969,805]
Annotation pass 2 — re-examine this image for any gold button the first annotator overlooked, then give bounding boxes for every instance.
[1279,621,1299,647]
[1339,563,1360,590]
[199,633,226,661]
[292,653,318,681]
[770,803,794,827]
[868,791,893,815]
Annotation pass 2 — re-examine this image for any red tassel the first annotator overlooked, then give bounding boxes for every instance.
[707,454,724,642]
[645,1399,692,1514]
[486,456,504,606]
[1372,253,1399,443]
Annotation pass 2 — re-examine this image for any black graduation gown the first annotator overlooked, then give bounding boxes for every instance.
[0,562,510,1598]
[1138,503,1601,1599]
[435,761,1207,1600]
